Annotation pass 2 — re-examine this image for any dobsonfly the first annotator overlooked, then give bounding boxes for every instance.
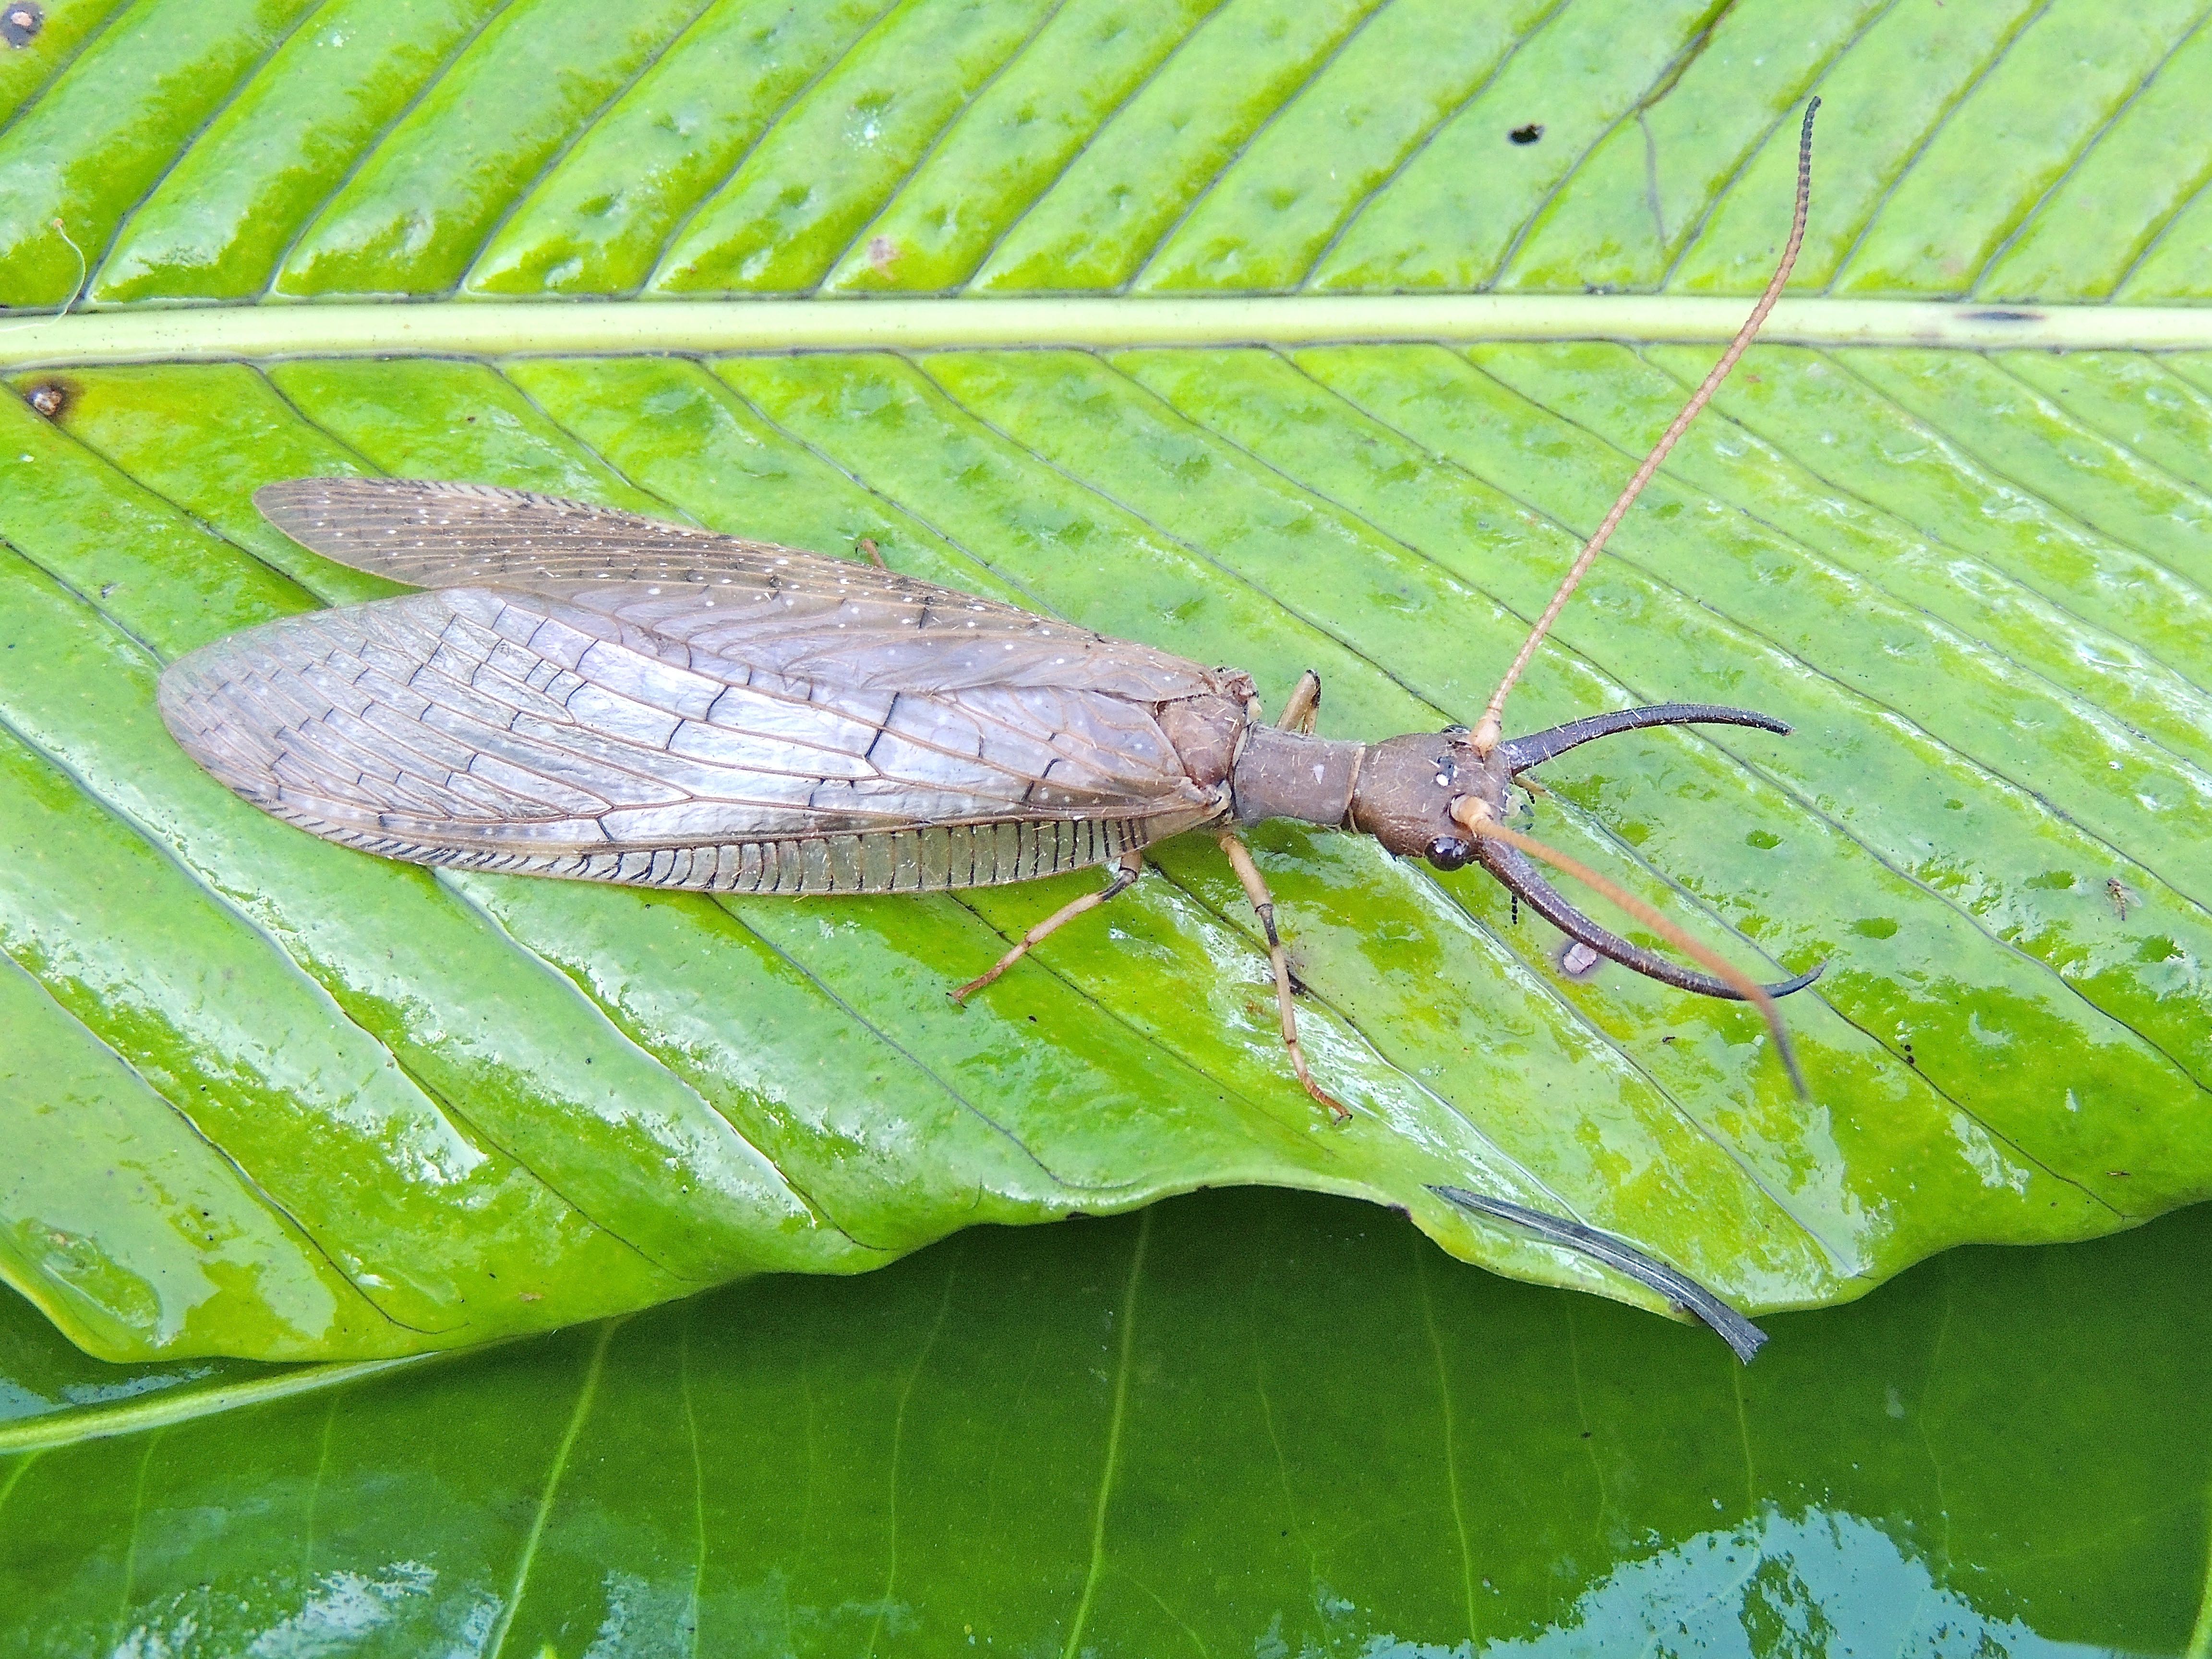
[159,105,1827,1361]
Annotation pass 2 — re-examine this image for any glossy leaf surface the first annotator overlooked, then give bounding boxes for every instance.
[7,0,2212,306]
[4,1189,2210,1654]
[0,0,2206,1382]
[5,337,2207,1364]
[3,0,2212,1649]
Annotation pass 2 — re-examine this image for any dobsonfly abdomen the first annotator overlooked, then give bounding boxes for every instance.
[158,101,1830,1359]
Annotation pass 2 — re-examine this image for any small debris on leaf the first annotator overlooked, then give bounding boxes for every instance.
[23,379,70,420]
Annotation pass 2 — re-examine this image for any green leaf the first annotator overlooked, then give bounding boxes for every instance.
[4,1190,2211,1653]
[0,0,2205,1383]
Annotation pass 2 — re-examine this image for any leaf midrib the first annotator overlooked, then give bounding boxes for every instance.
[9,295,2212,369]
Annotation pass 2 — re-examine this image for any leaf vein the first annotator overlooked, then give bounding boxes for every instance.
[485,1317,617,1659]
[642,0,906,293]
[1824,0,2057,294]
[815,0,1080,295]
[1125,0,1395,293]
[260,0,527,299]
[1297,0,1572,290]
[1969,0,2212,297]
[454,0,725,297]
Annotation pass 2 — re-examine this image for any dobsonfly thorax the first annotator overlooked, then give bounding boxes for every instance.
[1225,723,1512,866]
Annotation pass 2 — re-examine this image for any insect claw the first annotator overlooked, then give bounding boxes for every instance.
[1306,1075,1351,1124]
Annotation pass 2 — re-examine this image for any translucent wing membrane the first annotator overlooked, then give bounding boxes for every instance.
[160,482,1241,892]
[253,478,1222,701]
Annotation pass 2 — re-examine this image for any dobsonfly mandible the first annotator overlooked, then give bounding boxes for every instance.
[158,105,1829,1361]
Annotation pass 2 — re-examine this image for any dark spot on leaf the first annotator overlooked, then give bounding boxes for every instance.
[1,2,41,46]
[1849,917,1898,940]
[1509,122,1543,144]
[1745,829,1782,850]
[23,377,71,420]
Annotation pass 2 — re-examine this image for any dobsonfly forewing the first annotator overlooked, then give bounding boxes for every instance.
[158,104,1828,1361]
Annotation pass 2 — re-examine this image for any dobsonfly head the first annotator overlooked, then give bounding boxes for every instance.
[1352,703,1822,1024]
[1468,704,1820,1006]
[1343,726,1507,872]
[1346,695,1827,1099]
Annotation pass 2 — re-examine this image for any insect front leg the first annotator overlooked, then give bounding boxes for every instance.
[1274,670,1322,734]
[1216,832,1348,1123]
[951,852,1144,1002]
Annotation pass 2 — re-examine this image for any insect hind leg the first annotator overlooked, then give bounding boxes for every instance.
[952,852,1143,1002]
[1217,832,1348,1123]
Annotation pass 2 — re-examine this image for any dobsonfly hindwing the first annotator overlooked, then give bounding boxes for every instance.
[158,102,1830,1360]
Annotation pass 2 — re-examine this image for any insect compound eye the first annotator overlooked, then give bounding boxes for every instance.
[1426,836,1473,872]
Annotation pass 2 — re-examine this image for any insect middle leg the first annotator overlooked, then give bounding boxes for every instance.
[1216,832,1347,1123]
[952,852,1144,1001]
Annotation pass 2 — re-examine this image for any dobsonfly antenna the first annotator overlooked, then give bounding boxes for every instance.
[1453,98,1822,1098]
[1469,97,1820,758]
